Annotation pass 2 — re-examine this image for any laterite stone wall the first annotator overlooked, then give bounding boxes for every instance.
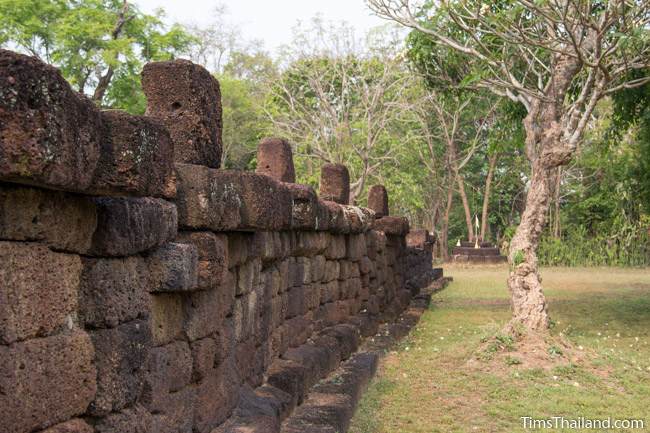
[0,49,436,433]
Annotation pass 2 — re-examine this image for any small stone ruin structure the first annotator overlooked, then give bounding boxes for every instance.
[0,49,443,433]
[451,241,507,264]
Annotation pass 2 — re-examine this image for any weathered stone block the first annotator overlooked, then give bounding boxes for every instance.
[94,405,154,433]
[183,283,232,341]
[0,331,96,433]
[89,197,177,256]
[143,341,192,410]
[194,358,240,433]
[175,164,292,231]
[367,184,389,217]
[256,137,295,182]
[285,183,318,230]
[142,59,222,168]
[147,242,199,292]
[92,110,175,198]
[191,337,218,382]
[346,233,367,260]
[151,293,184,346]
[373,216,410,236]
[0,184,97,253]
[89,320,152,416]
[359,256,373,274]
[325,235,346,259]
[253,231,287,262]
[176,231,228,289]
[285,315,312,348]
[342,205,375,234]
[79,256,149,328]
[323,260,340,283]
[150,387,195,433]
[266,359,306,409]
[311,255,326,282]
[0,49,101,191]
[321,200,349,233]
[237,258,261,295]
[39,419,94,433]
[0,242,81,344]
[319,163,349,204]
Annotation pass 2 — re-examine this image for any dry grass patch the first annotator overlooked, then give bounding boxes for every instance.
[350,266,650,433]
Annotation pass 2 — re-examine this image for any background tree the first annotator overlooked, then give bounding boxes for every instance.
[267,19,417,203]
[369,0,650,334]
[0,0,194,112]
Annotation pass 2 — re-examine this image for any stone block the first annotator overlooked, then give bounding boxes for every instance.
[183,284,231,341]
[150,293,184,345]
[176,231,228,289]
[256,137,295,182]
[0,49,101,191]
[79,256,149,328]
[39,419,94,433]
[191,337,218,382]
[143,341,192,410]
[0,184,97,253]
[285,183,318,230]
[150,387,195,433]
[227,233,252,268]
[311,255,326,282]
[319,163,349,204]
[266,359,306,408]
[89,197,177,256]
[92,110,175,197]
[346,233,367,260]
[94,405,154,433]
[342,205,375,234]
[0,242,81,344]
[89,320,152,416]
[292,231,328,256]
[0,331,96,433]
[147,242,199,292]
[373,216,409,236]
[285,315,312,348]
[253,231,287,262]
[142,59,222,168]
[194,357,240,433]
[319,324,359,360]
[359,256,373,274]
[325,235,346,259]
[237,258,261,295]
[175,164,292,231]
[367,184,389,217]
[321,200,349,233]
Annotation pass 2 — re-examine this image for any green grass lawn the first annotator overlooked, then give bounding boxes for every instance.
[350,266,650,433]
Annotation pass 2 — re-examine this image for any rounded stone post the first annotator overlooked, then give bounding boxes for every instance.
[255,138,296,183]
[367,184,389,217]
[319,163,350,204]
[142,59,222,168]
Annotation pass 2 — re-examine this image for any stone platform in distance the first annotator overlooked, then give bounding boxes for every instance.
[451,241,507,264]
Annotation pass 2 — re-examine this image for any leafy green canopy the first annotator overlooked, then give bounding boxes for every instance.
[0,0,195,113]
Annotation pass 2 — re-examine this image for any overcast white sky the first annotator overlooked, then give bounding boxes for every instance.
[134,0,386,53]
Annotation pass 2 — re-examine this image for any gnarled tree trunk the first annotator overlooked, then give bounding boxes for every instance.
[506,160,552,331]
[507,55,581,333]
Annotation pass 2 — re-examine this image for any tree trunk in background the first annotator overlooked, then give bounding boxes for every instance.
[480,153,497,241]
[456,174,474,242]
[440,186,454,260]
